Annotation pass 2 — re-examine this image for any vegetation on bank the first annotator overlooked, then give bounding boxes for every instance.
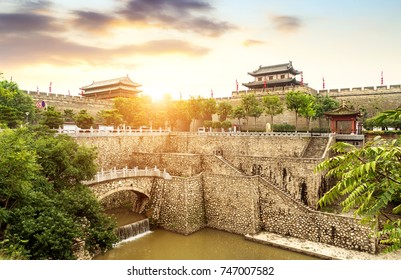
[317,108,401,252]
[0,78,117,259]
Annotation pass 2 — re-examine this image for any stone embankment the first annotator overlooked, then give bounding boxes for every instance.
[80,133,380,255]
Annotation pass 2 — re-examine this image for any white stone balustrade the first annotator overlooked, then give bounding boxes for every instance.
[83,166,172,185]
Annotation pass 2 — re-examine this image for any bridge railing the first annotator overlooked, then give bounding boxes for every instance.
[83,166,172,184]
[57,127,171,137]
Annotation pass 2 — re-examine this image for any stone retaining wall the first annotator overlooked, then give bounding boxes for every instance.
[259,178,376,253]
[157,176,205,235]
[225,155,323,209]
[129,152,202,177]
[203,174,260,235]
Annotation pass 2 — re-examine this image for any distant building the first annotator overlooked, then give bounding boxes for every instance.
[242,61,302,90]
[81,76,142,99]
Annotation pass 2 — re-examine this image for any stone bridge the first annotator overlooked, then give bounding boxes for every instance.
[85,167,171,209]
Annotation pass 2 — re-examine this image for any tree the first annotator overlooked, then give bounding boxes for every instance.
[97,109,123,127]
[0,127,117,259]
[262,95,284,130]
[298,94,316,132]
[202,98,217,121]
[40,106,64,129]
[113,97,151,127]
[316,134,401,252]
[241,93,259,128]
[221,120,232,131]
[314,94,339,128]
[74,109,95,129]
[217,101,232,121]
[231,105,245,127]
[249,104,263,131]
[63,109,75,123]
[167,100,191,131]
[286,91,311,132]
[0,79,35,128]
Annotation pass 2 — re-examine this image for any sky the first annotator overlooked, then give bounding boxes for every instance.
[1,0,401,100]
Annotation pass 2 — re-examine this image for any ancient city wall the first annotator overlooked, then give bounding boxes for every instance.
[203,174,260,235]
[129,152,202,177]
[259,177,376,253]
[224,156,323,208]
[157,175,205,235]
[75,134,311,169]
[24,90,113,116]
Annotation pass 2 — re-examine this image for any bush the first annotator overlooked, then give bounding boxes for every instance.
[221,120,232,130]
[203,120,213,128]
[311,127,330,133]
[272,124,296,132]
[212,121,221,129]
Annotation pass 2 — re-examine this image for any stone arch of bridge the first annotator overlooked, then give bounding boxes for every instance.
[89,177,156,213]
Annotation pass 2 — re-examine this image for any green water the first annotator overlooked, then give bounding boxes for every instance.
[94,208,319,260]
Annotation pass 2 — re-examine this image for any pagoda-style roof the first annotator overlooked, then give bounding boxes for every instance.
[324,103,361,117]
[242,77,301,89]
[81,76,142,99]
[248,61,300,77]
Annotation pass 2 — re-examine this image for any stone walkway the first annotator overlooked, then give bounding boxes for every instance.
[245,231,401,260]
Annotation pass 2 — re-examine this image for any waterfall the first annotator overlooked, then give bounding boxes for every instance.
[116,219,150,241]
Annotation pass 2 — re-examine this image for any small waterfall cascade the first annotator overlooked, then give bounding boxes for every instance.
[116,219,150,241]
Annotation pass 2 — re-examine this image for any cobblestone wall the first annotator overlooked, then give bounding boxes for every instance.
[224,156,323,209]
[259,178,376,253]
[157,176,205,235]
[129,152,202,177]
[203,174,260,235]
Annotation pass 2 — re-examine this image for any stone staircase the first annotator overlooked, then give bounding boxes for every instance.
[216,155,314,210]
[301,137,329,158]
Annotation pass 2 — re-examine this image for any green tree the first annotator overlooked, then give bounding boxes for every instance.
[217,101,233,121]
[0,79,35,128]
[202,98,217,121]
[113,97,151,127]
[74,109,95,129]
[314,94,339,128]
[221,120,232,131]
[241,93,259,127]
[167,100,191,131]
[40,106,64,129]
[231,105,246,127]
[63,109,75,122]
[262,95,284,130]
[285,91,310,132]
[97,109,123,127]
[249,104,263,131]
[316,134,401,252]
[0,127,117,259]
[298,94,316,132]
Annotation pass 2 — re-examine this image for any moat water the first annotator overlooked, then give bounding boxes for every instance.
[93,208,319,260]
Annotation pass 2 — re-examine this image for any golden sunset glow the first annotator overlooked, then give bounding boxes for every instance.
[1,0,401,101]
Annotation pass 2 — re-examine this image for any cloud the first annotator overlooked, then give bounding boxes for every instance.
[70,10,116,33]
[118,0,235,36]
[0,13,64,34]
[19,0,53,12]
[0,34,209,67]
[118,39,210,56]
[242,39,265,47]
[271,15,302,33]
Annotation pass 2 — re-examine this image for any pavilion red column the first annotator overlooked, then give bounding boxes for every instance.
[330,118,336,133]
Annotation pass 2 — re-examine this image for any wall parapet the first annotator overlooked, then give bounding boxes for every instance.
[318,84,401,96]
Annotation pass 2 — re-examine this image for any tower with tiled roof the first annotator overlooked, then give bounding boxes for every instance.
[81,76,142,99]
[242,61,302,90]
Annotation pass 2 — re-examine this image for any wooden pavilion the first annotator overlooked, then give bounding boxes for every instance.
[242,61,302,90]
[324,103,361,134]
[81,76,142,99]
